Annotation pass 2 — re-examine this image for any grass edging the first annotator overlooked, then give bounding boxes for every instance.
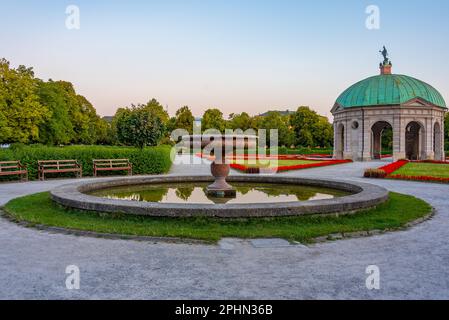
[1,191,433,244]
[313,209,434,243]
[0,210,208,245]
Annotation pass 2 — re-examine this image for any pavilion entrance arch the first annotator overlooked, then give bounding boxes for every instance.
[371,121,393,160]
[405,121,426,160]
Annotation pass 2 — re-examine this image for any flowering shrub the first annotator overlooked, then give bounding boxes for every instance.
[364,169,387,178]
[244,167,261,174]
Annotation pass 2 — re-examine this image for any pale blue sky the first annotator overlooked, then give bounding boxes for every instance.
[1,0,448,118]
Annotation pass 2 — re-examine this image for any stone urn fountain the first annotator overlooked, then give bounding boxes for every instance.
[182,134,257,198]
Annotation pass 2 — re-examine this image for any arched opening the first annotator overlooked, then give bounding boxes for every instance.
[335,123,345,159]
[371,121,393,160]
[406,121,425,160]
[434,122,442,160]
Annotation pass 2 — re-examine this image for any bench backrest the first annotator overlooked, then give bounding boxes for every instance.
[0,161,22,172]
[38,160,80,170]
[93,159,131,168]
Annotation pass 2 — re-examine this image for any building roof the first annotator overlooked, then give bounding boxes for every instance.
[102,116,114,123]
[335,74,446,109]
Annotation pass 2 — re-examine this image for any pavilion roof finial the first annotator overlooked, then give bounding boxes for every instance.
[379,46,392,75]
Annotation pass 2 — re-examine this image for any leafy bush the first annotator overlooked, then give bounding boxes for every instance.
[113,99,168,148]
[0,145,172,180]
[277,146,333,155]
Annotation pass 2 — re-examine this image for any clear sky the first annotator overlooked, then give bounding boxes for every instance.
[1,0,448,119]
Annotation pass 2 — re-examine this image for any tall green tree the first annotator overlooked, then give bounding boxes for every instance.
[314,116,334,148]
[94,117,111,145]
[144,98,169,124]
[36,80,74,145]
[0,59,48,143]
[202,108,225,132]
[291,106,333,147]
[0,58,120,146]
[114,104,166,148]
[174,106,194,134]
[257,112,295,147]
[228,112,254,131]
[38,80,105,145]
[73,93,103,145]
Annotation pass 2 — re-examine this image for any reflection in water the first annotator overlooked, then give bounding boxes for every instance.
[90,183,349,205]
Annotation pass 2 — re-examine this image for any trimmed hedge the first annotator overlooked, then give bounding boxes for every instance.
[277,146,333,155]
[0,145,172,180]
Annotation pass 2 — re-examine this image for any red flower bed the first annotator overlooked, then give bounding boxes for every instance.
[228,163,248,172]
[388,174,449,183]
[276,159,352,172]
[196,153,352,173]
[230,159,352,173]
[378,160,409,175]
[197,153,333,161]
[365,159,449,183]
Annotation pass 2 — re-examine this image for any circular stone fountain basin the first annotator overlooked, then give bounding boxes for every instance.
[88,182,350,205]
[51,175,389,218]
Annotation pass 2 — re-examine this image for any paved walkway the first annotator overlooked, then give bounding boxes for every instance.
[1,157,449,299]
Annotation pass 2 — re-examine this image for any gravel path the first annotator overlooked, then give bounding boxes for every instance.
[0,156,448,299]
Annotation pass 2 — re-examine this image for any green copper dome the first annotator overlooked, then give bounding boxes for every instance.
[336,74,446,109]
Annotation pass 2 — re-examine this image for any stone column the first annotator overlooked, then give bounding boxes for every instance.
[393,115,405,161]
[333,122,339,159]
[372,129,381,159]
[424,118,434,160]
[342,120,352,159]
[359,116,372,161]
[441,115,446,161]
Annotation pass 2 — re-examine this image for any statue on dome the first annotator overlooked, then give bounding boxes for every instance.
[379,46,391,65]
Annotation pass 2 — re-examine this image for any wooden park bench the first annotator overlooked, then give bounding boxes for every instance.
[93,159,132,177]
[38,160,82,181]
[0,161,28,182]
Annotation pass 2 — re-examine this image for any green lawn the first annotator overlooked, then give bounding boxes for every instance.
[393,163,449,178]
[232,159,318,168]
[2,192,431,243]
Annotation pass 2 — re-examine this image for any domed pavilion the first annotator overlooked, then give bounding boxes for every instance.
[331,48,447,161]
